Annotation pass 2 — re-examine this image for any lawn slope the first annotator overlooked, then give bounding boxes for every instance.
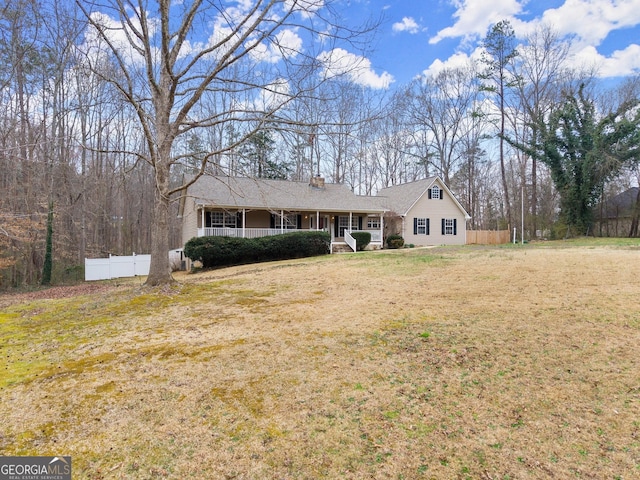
[1,243,639,479]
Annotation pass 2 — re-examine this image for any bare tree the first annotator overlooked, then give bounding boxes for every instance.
[406,65,478,185]
[368,102,413,188]
[76,0,378,285]
[511,25,571,237]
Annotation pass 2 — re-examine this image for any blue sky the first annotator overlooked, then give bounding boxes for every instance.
[87,0,640,92]
[342,0,640,88]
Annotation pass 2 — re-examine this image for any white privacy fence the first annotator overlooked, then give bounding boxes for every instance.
[85,253,151,281]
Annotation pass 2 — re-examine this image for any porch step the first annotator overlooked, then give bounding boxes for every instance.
[331,243,354,253]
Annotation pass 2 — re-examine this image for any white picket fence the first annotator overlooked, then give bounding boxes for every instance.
[85,253,151,281]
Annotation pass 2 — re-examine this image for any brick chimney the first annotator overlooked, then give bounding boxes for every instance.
[310,176,325,188]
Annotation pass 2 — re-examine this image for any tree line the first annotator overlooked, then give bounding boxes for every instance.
[1,0,638,288]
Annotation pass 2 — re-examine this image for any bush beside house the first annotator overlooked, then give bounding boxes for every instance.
[386,234,405,249]
[351,232,371,251]
[184,231,330,269]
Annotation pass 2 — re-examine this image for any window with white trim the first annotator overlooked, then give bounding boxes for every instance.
[414,218,429,235]
[444,218,455,235]
[431,186,441,199]
[207,211,237,228]
[282,213,298,229]
[367,217,381,229]
[338,216,359,236]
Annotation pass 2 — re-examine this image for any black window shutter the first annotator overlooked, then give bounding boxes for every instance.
[297,214,302,229]
[428,189,432,199]
[236,211,242,227]
[427,218,430,235]
[334,217,340,237]
[440,187,444,200]
[270,214,275,229]
[358,216,362,230]
[453,219,457,235]
[413,218,418,235]
[441,218,445,235]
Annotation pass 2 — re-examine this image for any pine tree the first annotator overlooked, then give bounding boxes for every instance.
[479,20,519,229]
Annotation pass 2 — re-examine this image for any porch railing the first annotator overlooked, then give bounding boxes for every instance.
[344,230,356,252]
[197,227,383,244]
[363,229,382,243]
[198,227,298,238]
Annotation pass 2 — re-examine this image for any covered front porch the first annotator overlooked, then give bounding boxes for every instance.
[196,207,384,252]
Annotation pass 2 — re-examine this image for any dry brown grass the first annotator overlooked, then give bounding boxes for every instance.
[1,242,639,479]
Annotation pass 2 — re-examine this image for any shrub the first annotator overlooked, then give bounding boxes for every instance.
[184,231,330,269]
[350,231,371,251]
[386,234,404,249]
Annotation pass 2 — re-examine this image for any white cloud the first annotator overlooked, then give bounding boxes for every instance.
[274,29,303,58]
[520,1,640,79]
[255,78,292,110]
[206,24,239,61]
[284,0,324,19]
[426,0,640,80]
[317,48,394,89]
[419,49,482,78]
[536,0,640,47]
[570,44,640,78]
[84,11,158,67]
[393,17,420,34]
[429,0,523,44]
[248,28,303,63]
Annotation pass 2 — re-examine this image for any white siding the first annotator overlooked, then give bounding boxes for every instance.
[403,182,466,246]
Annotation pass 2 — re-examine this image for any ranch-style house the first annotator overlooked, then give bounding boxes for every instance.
[178,175,387,253]
[178,175,470,253]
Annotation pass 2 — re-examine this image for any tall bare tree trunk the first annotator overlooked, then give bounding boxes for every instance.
[146,150,173,285]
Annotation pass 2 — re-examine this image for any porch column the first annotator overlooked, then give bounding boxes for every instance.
[280,209,284,232]
[201,207,205,236]
[380,215,384,247]
[316,211,320,231]
[349,211,353,233]
[242,209,246,238]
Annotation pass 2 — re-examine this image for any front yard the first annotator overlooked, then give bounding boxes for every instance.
[1,241,639,478]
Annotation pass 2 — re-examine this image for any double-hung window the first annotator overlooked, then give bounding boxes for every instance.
[207,211,237,228]
[271,212,300,230]
[441,218,457,235]
[283,213,298,230]
[413,218,430,235]
[367,217,381,230]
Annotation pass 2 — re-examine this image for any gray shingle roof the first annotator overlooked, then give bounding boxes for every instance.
[377,177,437,215]
[187,175,386,213]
